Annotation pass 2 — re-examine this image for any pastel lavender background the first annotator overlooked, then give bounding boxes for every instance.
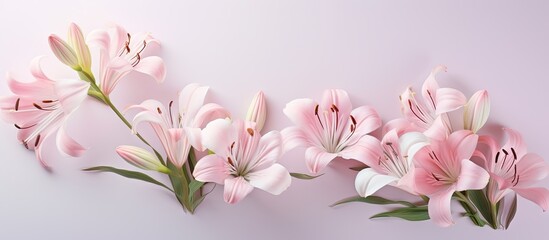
[1,0,548,239]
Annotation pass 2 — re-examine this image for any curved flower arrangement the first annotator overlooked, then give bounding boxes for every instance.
[1,23,547,229]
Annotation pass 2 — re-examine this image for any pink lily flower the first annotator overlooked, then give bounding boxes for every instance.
[413,130,490,227]
[0,57,90,166]
[400,65,467,140]
[131,83,230,167]
[87,25,166,96]
[282,89,382,174]
[355,129,428,197]
[193,119,291,204]
[477,128,549,210]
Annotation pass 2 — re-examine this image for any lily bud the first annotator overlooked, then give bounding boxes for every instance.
[48,35,80,70]
[246,91,266,132]
[464,90,490,133]
[68,23,92,74]
[116,145,170,174]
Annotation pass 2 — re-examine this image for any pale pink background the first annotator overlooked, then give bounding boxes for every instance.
[1,0,548,239]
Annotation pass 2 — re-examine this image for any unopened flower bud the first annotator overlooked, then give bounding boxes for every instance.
[48,35,79,70]
[116,145,170,174]
[68,23,92,74]
[246,91,266,132]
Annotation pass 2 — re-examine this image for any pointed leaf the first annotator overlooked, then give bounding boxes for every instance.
[370,206,430,221]
[331,195,417,208]
[83,166,173,192]
[290,172,324,180]
[467,190,495,227]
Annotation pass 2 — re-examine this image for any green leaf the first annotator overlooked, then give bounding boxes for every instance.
[467,190,495,227]
[290,172,323,180]
[188,180,205,202]
[502,193,518,230]
[83,166,173,192]
[330,195,417,208]
[370,206,430,221]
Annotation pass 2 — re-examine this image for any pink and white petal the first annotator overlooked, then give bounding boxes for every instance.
[305,147,337,174]
[477,135,500,170]
[399,132,429,165]
[320,89,352,117]
[514,187,549,211]
[224,176,254,204]
[396,169,418,195]
[447,130,478,161]
[184,127,204,151]
[428,186,456,227]
[29,57,55,83]
[34,141,50,168]
[435,88,467,115]
[54,79,90,114]
[423,116,449,141]
[338,135,382,167]
[502,128,528,159]
[414,168,445,195]
[201,118,236,155]
[283,98,319,129]
[252,130,283,171]
[100,57,132,95]
[514,153,549,187]
[355,168,398,197]
[421,65,446,109]
[280,126,310,153]
[131,110,167,134]
[178,84,208,119]
[56,121,86,157]
[247,163,291,195]
[193,155,229,184]
[348,105,381,136]
[456,159,490,191]
[132,56,166,84]
[382,118,418,136]
[107,24,129,58]
[7,73,53,97]
[192,103,231,128]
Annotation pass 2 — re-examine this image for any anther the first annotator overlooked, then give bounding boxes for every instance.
[227,157,234,166]
[350,115,357,125]
[35,134,41,147]
[33,103,43,110]
[157,107,162,114]
[331,104,339,112]
[247,128,254,137]
[15,98,20,111]
[42,100,54,103]
[511,147,517,160]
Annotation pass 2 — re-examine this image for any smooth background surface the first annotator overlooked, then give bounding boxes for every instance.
[1,0,548,239]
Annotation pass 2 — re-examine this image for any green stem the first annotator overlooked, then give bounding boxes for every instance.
[455,191,485,227]
[490,203,499,229]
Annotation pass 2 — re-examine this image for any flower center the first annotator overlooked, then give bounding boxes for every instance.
[117,33,147,67]
[313,104,357,153]
[493,147,520,187]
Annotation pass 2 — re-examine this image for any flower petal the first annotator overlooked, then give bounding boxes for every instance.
[100,57,132,95]
[202,118,235,155]
[250,130,283,171]
[280,126,309,153]
[447,130,478,161]
[54,79,90,115]
[463,90,490,133]
[435,88,467,115]
[414,168,446,195]
[56,121,86,157]
[192,103,231,128]
[514,187,549,211]
[348,105,381,136]
[355,168,398,197]
[178,83,208,122]
[193,155,229,184]
[305,147,337,174]
[132,56,166,84]
[514,153,549,187]
[320,89,352,117]
[338,135,382,166]
[421,65,446,111]
[224,176,254,204]
[247,163,291,195]
[456,159,489,191]
[428,185,456,227]
[502,128,528,159]
[423,116,449,141]
[283,98,319,133]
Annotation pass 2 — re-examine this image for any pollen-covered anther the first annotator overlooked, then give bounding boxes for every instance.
[247,128,254,136]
